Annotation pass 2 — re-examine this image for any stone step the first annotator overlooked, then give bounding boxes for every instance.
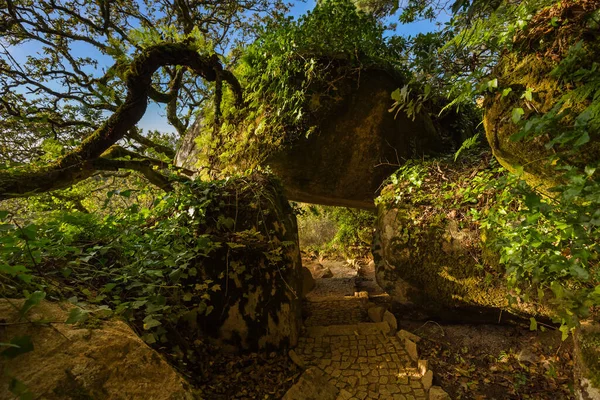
[305,322,391,337]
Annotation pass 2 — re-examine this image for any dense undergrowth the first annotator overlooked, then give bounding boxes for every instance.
[378,138,599,334]
[296,203,375,258]
[0,174,294,349]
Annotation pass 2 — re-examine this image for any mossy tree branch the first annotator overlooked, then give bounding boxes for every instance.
[0,42,242,200]
[126,127,176,159]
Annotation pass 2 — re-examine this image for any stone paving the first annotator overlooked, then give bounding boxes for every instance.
[293,259,437,400]
[304,260,367,327]
[296,326,427,400]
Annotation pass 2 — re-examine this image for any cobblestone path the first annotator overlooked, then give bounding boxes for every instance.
[304,260,367,327]
[293,260,437,400]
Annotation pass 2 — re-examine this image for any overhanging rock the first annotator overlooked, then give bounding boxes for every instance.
[176,70,445,209]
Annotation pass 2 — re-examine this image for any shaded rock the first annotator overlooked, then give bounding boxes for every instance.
[301,266,316,298]
[288,349,305,369]
[422,370,434,391]
[176,71,446,209]
[368,306,386,323]
[183,174,303,351]
[373,153,554,320]
[429,386,450,400]
[317,267,334,279]
[265,71,444,209]
[0,300,193,400]
[405,338,418,362]
[383,310,398,334]
[574,321,600,400]
[398,329,422,344]
[282,367,339,400]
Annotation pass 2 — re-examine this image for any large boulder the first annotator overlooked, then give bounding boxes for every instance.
[176,70,445,209]
[373,150,553,320]
[0,300,193,400]
[265,71,444,209]
[483,1,600,191]
[181,174,304,351]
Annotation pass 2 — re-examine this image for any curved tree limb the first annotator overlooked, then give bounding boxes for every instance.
[0,42,242,200]
[126,127,176,159]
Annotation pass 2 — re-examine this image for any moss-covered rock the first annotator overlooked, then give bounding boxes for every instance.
[176,174,303,352]
[265,70,444,209]
[176,70,445,209]
[483,1,600,191]
[574,321,600,399]
[373,150,553,319]
[0,300,194,400]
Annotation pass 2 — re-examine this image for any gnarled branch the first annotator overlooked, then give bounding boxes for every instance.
[0,42,242,200]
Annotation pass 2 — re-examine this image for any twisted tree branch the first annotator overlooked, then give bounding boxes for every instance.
[0,42,242,200]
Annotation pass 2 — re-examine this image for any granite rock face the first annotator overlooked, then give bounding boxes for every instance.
[0,300,194,400]
[184,174,304,351]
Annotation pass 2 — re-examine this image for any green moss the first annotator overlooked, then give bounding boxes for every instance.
[375,148,552,317]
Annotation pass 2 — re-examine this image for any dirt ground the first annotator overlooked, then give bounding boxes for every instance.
[400,319,575,399]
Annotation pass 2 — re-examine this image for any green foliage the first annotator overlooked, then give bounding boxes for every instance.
[0,175,290,346]
[384,0,600,335]
[296,203,375,258]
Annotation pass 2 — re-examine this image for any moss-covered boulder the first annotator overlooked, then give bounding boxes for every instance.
[265,70,444,209]
[574,321,600,400]
[0,300,194,400]
[176,70,445,209]
[483,1,600,190]
[179,174,303,351]
[373,150,552,319]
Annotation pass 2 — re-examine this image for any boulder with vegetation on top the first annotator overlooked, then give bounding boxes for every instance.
[180,173,304,351]
[373,149,553,320]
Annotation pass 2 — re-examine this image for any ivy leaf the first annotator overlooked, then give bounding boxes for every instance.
[529,317,538,331]
[512,107,525,124]
[0,210,9,220]
[559,324,571,341]
[9,377,33,400]
[65,308,89,324]
[574,132,590,147]
[143,315,161,330]
[19,291,46,318]
[391,88,401,102]
[502,88,513,97]
[521,88,533,101]
[1,336,33,359]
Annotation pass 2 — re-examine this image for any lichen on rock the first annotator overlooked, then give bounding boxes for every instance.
[483,0,600,192]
